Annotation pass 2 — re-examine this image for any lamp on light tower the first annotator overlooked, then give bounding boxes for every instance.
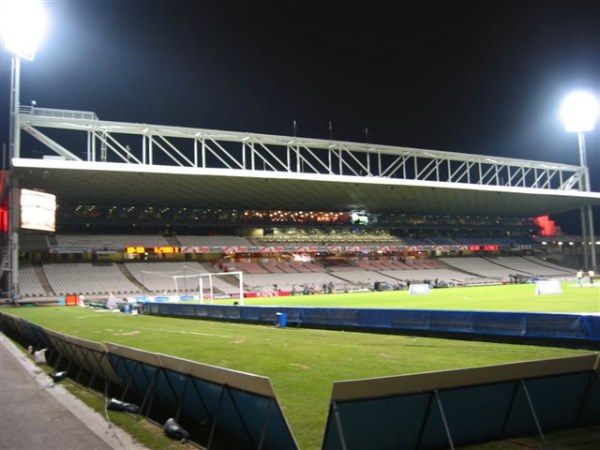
[560,90,598,272]
[0,0,48,301]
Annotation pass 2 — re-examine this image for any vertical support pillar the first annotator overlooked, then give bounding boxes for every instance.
[8,56,21,302]
[331,401,348,450]
[242,141,246,169]
[142,134,147,164]
[257,398,274,450]
[520,379,546,447]
[207,386,226,450]
[239,271,244,305]
[9,178,20,302]
[10,57,21,158]
[587,204,597,272]
[434,390,455,450]
[578,132,597,272]
[581,206,590,270]
[100,132,107,162]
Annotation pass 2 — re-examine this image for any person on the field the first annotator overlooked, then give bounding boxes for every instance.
[576,269,584,287]
[588,270,595,285]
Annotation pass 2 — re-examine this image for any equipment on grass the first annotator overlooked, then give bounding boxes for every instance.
[33,348,47,364]
[107,398,139,414]
[51,371,68,383]
[408,283,432,295]
[164,418,190,441]
[535,279,563,295]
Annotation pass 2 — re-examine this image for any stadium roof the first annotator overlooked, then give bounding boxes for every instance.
[9,108,600,218]
[12,158,600,217]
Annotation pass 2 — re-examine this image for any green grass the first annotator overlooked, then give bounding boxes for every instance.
[5,281,599,450]
[229,282,600,312]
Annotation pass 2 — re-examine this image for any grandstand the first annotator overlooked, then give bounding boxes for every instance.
[11,252,579,299]
[4,200,586,301]
[14,209,583,300]
[1,106,599,302]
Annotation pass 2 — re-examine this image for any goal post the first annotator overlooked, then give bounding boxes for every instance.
[172,271,245,304]
[139,267,245,304]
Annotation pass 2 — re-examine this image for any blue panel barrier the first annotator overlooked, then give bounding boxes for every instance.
[141,304,600,344]
[323,354,600,450]
[106,343,299,450]
[0,311,298,450]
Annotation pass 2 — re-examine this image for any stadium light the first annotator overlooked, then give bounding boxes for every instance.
[0,0,48,301]
[0,0,48,61]
[561,90,598,133]
[560,90,598,272]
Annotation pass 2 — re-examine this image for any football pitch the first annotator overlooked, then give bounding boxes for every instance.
[217,281,600,313]
[5,282,600,449]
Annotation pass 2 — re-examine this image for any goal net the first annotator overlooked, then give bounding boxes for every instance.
[172,271,245,304]
[140,266,244,304]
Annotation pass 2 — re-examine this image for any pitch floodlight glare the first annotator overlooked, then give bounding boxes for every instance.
[0,0,48,60]
[560,90,599,133]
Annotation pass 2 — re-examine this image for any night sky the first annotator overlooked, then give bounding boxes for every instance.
[1,0,599,232]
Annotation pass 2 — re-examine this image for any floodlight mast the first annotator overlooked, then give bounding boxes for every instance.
[0,0,48,301]
[561,90,598,272]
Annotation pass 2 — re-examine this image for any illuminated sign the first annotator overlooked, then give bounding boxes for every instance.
[126,246,146,254]
[469,245,499,252]
[20,189,56,232]
[126,246,180,254]
[154,246,179,254]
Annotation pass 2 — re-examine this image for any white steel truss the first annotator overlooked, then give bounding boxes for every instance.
[16,106,586,192]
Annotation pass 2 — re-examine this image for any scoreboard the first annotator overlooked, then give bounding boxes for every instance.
[126,246,180,254]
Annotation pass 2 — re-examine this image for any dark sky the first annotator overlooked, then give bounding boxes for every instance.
[1,0,600,231]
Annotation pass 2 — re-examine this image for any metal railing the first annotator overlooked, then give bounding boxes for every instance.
[19,106,98,121]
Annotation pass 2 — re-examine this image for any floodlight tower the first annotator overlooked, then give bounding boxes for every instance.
[0,0,48,301]
[560,90,598,272]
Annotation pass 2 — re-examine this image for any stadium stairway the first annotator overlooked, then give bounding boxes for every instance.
[439,259,497,281]
[47,233,59,248]
[328,272,369,290]
[481,256,534,276]
[163,235,181,247]
[522,255,575,273]
[115,263,145,293]
[34,264,55,297]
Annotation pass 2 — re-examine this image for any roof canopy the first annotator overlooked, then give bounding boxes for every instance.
[9,107,600,217]
[12,159,600,217]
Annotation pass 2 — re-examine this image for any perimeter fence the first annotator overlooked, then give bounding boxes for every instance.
[142,303,600,345]
[0,311,298,450]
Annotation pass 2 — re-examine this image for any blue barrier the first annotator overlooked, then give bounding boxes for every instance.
[0,311,298,450]
[323,354,600,449]
[141,304,600,344]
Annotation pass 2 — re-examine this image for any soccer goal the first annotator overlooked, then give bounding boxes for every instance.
[172,270,245,304]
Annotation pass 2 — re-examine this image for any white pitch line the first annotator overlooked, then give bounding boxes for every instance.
[122,326,230,338]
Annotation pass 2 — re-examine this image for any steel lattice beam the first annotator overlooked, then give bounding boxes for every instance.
[18,106,585,193]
